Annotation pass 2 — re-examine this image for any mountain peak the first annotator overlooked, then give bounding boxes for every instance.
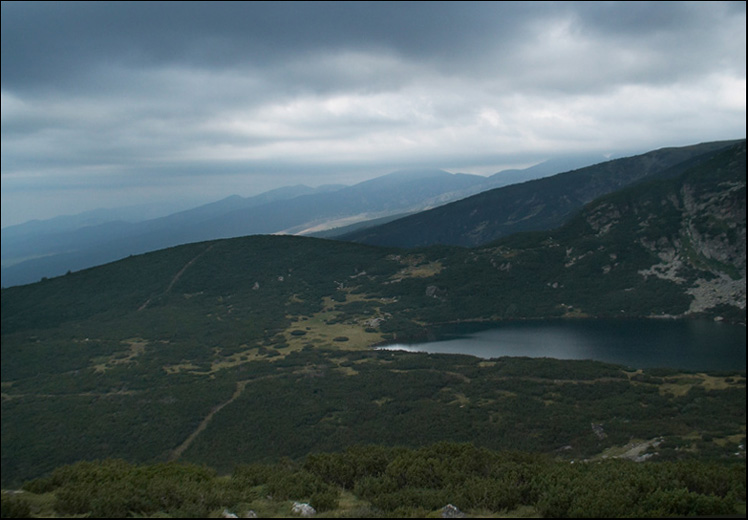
[381,168,453,179]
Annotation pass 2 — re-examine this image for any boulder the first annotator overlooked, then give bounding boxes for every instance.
[292,502,316,517]
[441,503,465,518]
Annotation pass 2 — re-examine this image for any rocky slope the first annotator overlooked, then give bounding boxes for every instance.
[490,140,746,321]
[372,140,747,325]
[628,144,746,315]
[342,139,743,248]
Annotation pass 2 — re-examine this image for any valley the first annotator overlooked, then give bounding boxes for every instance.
[1,140,745,517]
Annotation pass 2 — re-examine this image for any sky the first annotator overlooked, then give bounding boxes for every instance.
[1,1,745,228]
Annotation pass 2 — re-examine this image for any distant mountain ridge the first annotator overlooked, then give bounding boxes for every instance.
[0,157,595,287]
[341,140,744,248]
[1,184,345,267]
[3,142,736,288]
[3,141,744,335]
[1,171,478,286]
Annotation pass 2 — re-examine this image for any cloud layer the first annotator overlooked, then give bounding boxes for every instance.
[2,1,745,226]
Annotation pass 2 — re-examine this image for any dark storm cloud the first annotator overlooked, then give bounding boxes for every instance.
[1,1,745,226]
[3,2,743,92]
[1,2,524,88]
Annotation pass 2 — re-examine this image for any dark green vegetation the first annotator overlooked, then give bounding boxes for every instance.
[2,348,746,507]
[343,139,743,248]
[2,142,746,516]
[3,142,745,342]
[3,442,745,518]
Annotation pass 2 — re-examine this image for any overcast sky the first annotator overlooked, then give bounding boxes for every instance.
[2,1,745,227]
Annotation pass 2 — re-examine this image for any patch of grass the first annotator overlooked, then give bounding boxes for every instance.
[699,373,745,391]
[393,261,443,280]
[208,346,266,372]
[282,297,387,352]
[658,375,704,396]
[443,390,470,407]
[657,373,745,396]
[90,339,147,373]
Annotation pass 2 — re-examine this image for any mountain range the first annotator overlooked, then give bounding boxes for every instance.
[341,139,744,247]
[2,139,745,488]
[3,144,738,288]
[3,140,745,344]
[2,155,601,287]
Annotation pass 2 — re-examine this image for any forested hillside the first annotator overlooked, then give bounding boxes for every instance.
[2,142,745,516]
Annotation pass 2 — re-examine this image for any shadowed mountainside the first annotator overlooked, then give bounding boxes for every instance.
[341,140,743,248]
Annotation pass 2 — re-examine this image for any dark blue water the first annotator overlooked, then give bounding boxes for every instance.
[378,319,746,370]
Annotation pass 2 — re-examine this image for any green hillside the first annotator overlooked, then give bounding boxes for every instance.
[2,142,745,501]
[405,140,747,324]
[3,141,745,346]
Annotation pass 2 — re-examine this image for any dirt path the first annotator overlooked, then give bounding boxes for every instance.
[618,437,664,462]
[138,244,215,311]
[169,379,249,461]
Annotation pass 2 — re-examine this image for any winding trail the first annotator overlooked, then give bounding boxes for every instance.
[169,379,249,461]
[138,244,215,311]
[132,242,248,460]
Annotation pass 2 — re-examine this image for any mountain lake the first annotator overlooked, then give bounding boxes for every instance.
[377,319,746,371]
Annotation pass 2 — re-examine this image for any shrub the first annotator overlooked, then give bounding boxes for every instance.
[1,494,31,519]
[309,486,339,512]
